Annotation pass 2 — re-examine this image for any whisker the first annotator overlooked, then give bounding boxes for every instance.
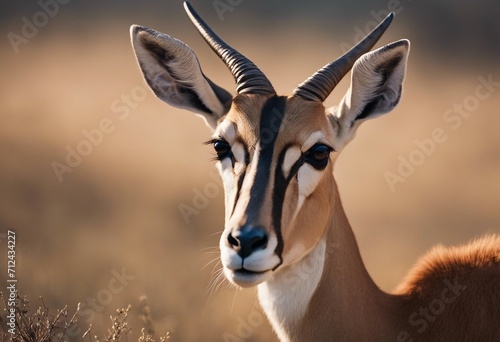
[206,268,226,300]
[206,230,223,238]
[201,245,220,251]
[212,272,227,296]
[230,286,239,313]
[201,257,220,271]
[200,248,220,255]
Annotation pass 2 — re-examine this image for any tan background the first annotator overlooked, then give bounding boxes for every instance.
[1,1,499,340]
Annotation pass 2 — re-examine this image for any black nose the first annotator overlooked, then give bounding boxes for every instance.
[227,226,269,259]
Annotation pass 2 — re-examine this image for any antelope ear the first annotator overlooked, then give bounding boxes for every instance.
[130,25,232,130]
[330,39,409,150]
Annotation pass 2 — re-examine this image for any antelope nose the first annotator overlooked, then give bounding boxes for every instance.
[227,226,269,259]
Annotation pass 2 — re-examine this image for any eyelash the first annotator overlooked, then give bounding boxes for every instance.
[205,138,232,161]
[205,139,332,170]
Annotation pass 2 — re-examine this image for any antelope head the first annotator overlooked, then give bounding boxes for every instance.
[131,2,409,288]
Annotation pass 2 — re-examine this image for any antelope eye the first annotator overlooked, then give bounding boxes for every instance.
[305,144,332,170]
[311,144,330,160]
[213,140,232,160]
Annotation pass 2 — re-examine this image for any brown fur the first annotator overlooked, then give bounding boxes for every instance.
[289,188,500,341]
[396,234,500,295]
[394,235,500,341]
[224,94,500,341]
[132,16,499,341]
[224,95,336,261]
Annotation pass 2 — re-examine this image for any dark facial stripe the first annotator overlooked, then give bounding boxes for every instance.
[244,96,287,248]
[231,140,250,217]
[272,145,305,270]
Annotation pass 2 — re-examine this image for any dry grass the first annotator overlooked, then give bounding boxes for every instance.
[0,293,78,342]
[0,293,168,342]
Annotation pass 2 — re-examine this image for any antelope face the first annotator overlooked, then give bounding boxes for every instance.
[131,2,409,288]
[214,95,335,287]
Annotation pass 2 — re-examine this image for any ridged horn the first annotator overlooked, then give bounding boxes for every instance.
[184,1,275,95]
[293,13,394,102]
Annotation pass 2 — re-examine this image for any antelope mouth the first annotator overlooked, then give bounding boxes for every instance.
[225,268,272,288]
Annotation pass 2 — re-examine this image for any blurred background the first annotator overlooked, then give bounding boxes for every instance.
[0,0,499,340]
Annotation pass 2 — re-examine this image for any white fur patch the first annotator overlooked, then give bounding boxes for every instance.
[301,131,325,152]
[220,235,280,272]
[232,141,245,168]
[218,156,233,172]
[284,137,327,224]
[297,164,323,198]
[293,194,306,222]
[214,120,236,144]
[258,237,326,341]
[282,147,301,179]
[216,161,235,221]
[213,121,239,218]
[285,164,323,226]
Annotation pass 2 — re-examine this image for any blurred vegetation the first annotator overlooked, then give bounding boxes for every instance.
[0,293,169,341]
[1,0,499,65]
[0,0,499,341]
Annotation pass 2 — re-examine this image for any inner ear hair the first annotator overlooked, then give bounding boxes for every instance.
[130,25,232,129]
[355,52,405,121]
[350,39,409,122]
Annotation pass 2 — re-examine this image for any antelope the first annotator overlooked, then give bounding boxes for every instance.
[130,2,500,341]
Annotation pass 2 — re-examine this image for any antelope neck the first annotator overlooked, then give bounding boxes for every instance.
[258,183,400,341]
